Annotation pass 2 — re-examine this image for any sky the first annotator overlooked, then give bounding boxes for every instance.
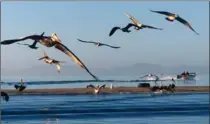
[1,1,209,71]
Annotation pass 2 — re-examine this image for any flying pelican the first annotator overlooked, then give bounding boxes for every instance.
[1,91,9,102]
[38,50,65,73]
[149,10,199,35]
[1,33,98,80]
[125,12,163,30]
[16,32,45,50]
[86,84,106,94]
[109,23,139,36]
[77,39,120,49]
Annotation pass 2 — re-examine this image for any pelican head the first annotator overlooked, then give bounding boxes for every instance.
[51,33,61,42]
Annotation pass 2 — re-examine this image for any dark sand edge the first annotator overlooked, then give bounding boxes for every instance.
[1,86,209,95]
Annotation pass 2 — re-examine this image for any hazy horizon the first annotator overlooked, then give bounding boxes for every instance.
[1,1,209,75]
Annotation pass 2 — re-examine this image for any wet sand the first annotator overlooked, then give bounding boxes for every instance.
[1,86,209,95]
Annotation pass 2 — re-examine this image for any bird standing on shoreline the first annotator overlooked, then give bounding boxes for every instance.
[149,10,199,35]
[1,33,98,80]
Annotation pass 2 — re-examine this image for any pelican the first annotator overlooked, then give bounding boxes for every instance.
[38,50,65,73]
[77,39,120,49]
[109,23,139,36]
[14,78,26,92]
[1,33,98,80]
[1,91,9,102]
[86,84,106,94]
[149,10,199,35]
[125,12,163,31]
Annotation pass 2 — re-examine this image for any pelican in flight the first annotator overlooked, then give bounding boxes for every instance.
[16,32,45,50]
[1,91,9,102]
[125,12,163,31]
[109,23,139,36]
[149,10,199,35]
[77,39,120,49]
[38,50,65,73]
[1,33,98,80]
[86,84,106,94]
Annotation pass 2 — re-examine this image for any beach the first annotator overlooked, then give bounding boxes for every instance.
[2,86,209,95]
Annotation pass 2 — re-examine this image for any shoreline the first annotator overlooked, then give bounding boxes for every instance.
[1,86,209,95]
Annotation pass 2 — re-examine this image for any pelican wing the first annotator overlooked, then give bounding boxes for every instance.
[1,35,40,45]
[54,42,98,80]
[124,23,138,30]
[99,84,106,89]
[125,12,141,26]
[176,16,199,35]
[77,39,96,44]
[142,24,163,30]
[87,84,95,88]
[109,27,121,36]
[55,63,61,73]
[149,10,174,16]
[101,43,121,49]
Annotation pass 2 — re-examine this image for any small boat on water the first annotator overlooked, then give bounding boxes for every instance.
[176,71,197,80]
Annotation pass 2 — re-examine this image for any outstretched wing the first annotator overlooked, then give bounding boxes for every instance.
[176,16,199,35]
[1,35,39,45]
[100,43,121,49]
[55,63,61,73]
[109,27,121,36]
[149,10,175,16]
[87,84,95,88]
[125,12,141,26]
[142,24,163,30]
[124,23,138,30]
[99,84,106,89]
[77,39,96,44]
[54,42,98,80]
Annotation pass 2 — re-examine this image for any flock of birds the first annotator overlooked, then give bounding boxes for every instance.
[1,10,199,101]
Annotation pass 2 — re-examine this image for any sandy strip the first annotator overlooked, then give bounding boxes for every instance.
[1,86,209,95]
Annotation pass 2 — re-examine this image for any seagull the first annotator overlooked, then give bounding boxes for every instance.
[125,12,163,31]
[38,50,65,73]
[149,10,199,35]
[1,33,98,80]
[14,78,26,92]
[77,39,120,49]
[16,32,45,50]
[1,91,9,102]
[86,84,106,94]
[109,23,139,36]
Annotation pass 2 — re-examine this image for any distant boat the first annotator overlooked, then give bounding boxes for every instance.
[176,72,197,80]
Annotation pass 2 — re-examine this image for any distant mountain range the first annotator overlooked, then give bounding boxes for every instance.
[1,63,209,76]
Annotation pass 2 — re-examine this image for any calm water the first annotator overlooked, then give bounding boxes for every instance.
[1,75,209,124]
[1,92,209,124]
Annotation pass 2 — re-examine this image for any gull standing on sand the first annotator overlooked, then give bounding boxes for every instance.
[125,12,163,31]
[38,50,65,73]
[77,39,120,49]
[149,10,199,35]
[86,84,106,94]
[1,33,98,80]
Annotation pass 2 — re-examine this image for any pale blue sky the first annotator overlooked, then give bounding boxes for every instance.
[1,1,209,70]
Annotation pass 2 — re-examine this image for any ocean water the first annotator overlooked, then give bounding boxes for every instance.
[1,92,209,124]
